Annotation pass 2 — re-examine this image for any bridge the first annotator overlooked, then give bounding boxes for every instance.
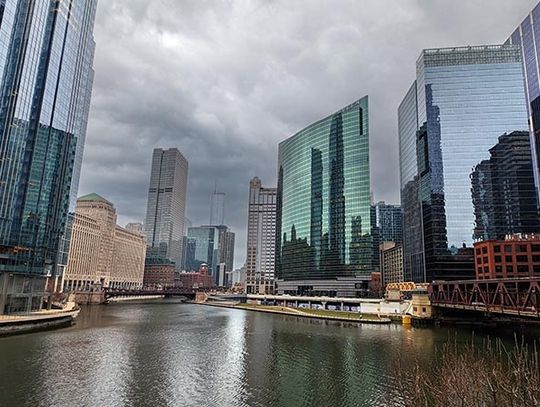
[430,277,540,319]
[103,287,198,300]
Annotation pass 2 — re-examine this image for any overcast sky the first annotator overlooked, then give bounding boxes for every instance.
[78,0,538,269]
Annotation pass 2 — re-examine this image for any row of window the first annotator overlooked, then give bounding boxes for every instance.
[478,265,540,274]
[476,243,540,255]
[477,254,540,264]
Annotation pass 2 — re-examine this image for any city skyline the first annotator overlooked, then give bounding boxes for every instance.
[77,0,538,269]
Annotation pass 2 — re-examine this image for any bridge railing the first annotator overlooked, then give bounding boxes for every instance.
[430,277,540,315]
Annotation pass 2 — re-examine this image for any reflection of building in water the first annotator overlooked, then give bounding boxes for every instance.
[471,131,540,241]
[276,97,372,297]
[0,1,98,314]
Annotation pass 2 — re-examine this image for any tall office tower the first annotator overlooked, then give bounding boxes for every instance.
[216,225,235,275]
[245,177,277,294]
[143,148,188,270]
[210,190,226,225]
[398,45,529,283]
[507,3,540,204]
[276,97,371,297]
[371,201,403,271]
[471,131,540,240]
[0,0,97,314]
[184,225,235,283]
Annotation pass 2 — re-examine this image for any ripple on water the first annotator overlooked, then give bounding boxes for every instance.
[0,303,523,407]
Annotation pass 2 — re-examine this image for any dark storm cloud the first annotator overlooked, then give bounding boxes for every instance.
[78,0,537,268]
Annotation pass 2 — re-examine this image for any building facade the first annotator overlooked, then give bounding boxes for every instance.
[125,222,144,235]
[111,226,146,289]
[210,190,226,226]
[63,194,146,291]
[399,45,529,283]
[474,234,540,279]
[471,131,540,241]
[276,97,372,297]
[245,177,277,294]
[184,226,220,278]
[184,225,235,284]
[60,213,101,292]
[507,3,540,204]
[144,148,188,270]
[371,201,403,272]
[143,259,175,287]
[0,0,97,314]
[380,243,404,287]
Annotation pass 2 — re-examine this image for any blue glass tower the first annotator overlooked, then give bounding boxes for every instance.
[507,2,540,205]
[0,0,97,313]
[399,45,529,283]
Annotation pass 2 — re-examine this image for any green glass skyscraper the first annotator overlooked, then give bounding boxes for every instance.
[0,0,97,313]
[275,96,371,297]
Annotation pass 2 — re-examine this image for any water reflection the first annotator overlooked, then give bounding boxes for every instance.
[0,303,535,407]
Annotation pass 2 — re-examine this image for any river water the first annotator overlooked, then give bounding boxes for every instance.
[0,301,535,407]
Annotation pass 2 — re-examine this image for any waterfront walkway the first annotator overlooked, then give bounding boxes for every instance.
[0,301,79,325]
[204,302,392,324]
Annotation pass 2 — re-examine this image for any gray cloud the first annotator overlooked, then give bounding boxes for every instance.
[79,0,538,269]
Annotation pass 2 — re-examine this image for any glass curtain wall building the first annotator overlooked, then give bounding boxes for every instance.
[399,45,529,283]
[0,0,97,314]
[184,226,221,283]
[507,2,540,205]
[471,131,540,240]
[371,201,402,272]
[276,96,371,297]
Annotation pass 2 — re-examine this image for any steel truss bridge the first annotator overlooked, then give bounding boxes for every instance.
[430,277,540,319]
[103,288,197,299]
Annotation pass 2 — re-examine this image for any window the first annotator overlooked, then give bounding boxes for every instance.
[533,255,540,262]
[518,245,528,253]
[495,265,503,273]
[482,247,488,254]
[505,256,513,262]
[506,265,514,273]
[504,245,512,253]
[494,245,501,253]
[475,248,481,255]
[517,255,528,262]
[517,265,529,273]
[531,244,540,252]
[494,256,501,263]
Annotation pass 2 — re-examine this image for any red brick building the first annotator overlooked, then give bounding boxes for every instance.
[143,263,175,287]
[176,272,214,289]
[474,234,540,279]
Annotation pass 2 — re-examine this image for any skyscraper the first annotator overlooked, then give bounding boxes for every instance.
[185,226,220,279]
[276,97,371,297]
[471,131,540,240]
[507,3,540,204]
[0,0,97,314]
[210,190,225,225]
[144,148,188,270]
[184,225,235,283]
[245,177,277,294]
[399,45,529,283]
[371,201,403,271]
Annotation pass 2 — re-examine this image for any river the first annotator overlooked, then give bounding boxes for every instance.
[0,301,535,406]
